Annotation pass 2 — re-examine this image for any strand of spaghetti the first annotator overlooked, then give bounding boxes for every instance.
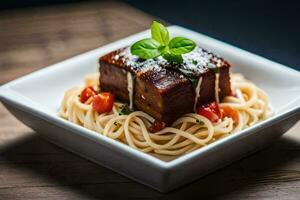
[154,144,195,156]
[125,112,182,150]
[166,119,232,150]
[59,73,273,156]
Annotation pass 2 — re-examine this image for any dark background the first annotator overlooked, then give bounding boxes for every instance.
[1,0,299,71]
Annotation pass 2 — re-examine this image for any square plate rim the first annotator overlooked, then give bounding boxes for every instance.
[0,25,300,170]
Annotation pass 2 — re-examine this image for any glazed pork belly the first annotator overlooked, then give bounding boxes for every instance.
[99,47,231,125]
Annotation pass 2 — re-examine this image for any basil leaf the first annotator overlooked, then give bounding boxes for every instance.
[130,21,197,62]
[131,38,162,59]
[169,37,196,55]
[162,52,183,63]
[151,21,170,45]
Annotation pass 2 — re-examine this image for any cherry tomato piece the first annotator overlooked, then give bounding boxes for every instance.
[92,92,115,114]
[197,102,222,123]
[80,86,96,103]
[221,106,239,123]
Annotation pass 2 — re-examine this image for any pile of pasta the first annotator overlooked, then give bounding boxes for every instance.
[59,73,273,156]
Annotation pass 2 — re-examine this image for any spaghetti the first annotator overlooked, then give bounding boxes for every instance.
[59,73,272,156]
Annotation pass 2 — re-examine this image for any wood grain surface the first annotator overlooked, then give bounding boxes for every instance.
[0,1,300,199]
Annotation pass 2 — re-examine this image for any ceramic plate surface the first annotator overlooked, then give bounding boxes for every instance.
[1,26,300,192]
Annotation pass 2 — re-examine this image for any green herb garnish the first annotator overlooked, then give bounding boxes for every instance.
[196,119,204,125]
[179,73,198,88]
[131,21,196,63]
[206,63,220,74]
[189,76,198,88]
[119,105,131,115]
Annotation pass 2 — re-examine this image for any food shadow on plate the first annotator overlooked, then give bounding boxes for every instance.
[0,130,299,199]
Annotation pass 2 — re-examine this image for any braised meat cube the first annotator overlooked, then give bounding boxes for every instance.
[99,46,231,125]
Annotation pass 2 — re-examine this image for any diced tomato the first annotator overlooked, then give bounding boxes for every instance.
[80,86,96,103]
[221,106,239,123]
[92,92,115,114]
[197,102,222,123]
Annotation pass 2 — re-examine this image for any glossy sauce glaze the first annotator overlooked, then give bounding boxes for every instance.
[194,77,203,112]
[106,46,224,110]
[99,45,231,124]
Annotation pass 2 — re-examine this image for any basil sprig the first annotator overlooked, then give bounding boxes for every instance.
[131,21,196,63]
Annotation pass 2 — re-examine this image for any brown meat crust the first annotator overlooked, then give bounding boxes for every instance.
[99,47,231,125]
[135,69,195,124]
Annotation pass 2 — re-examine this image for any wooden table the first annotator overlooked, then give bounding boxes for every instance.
[0,1,300,199]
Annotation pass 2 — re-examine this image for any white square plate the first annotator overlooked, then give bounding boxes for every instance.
[1,26,300,192]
